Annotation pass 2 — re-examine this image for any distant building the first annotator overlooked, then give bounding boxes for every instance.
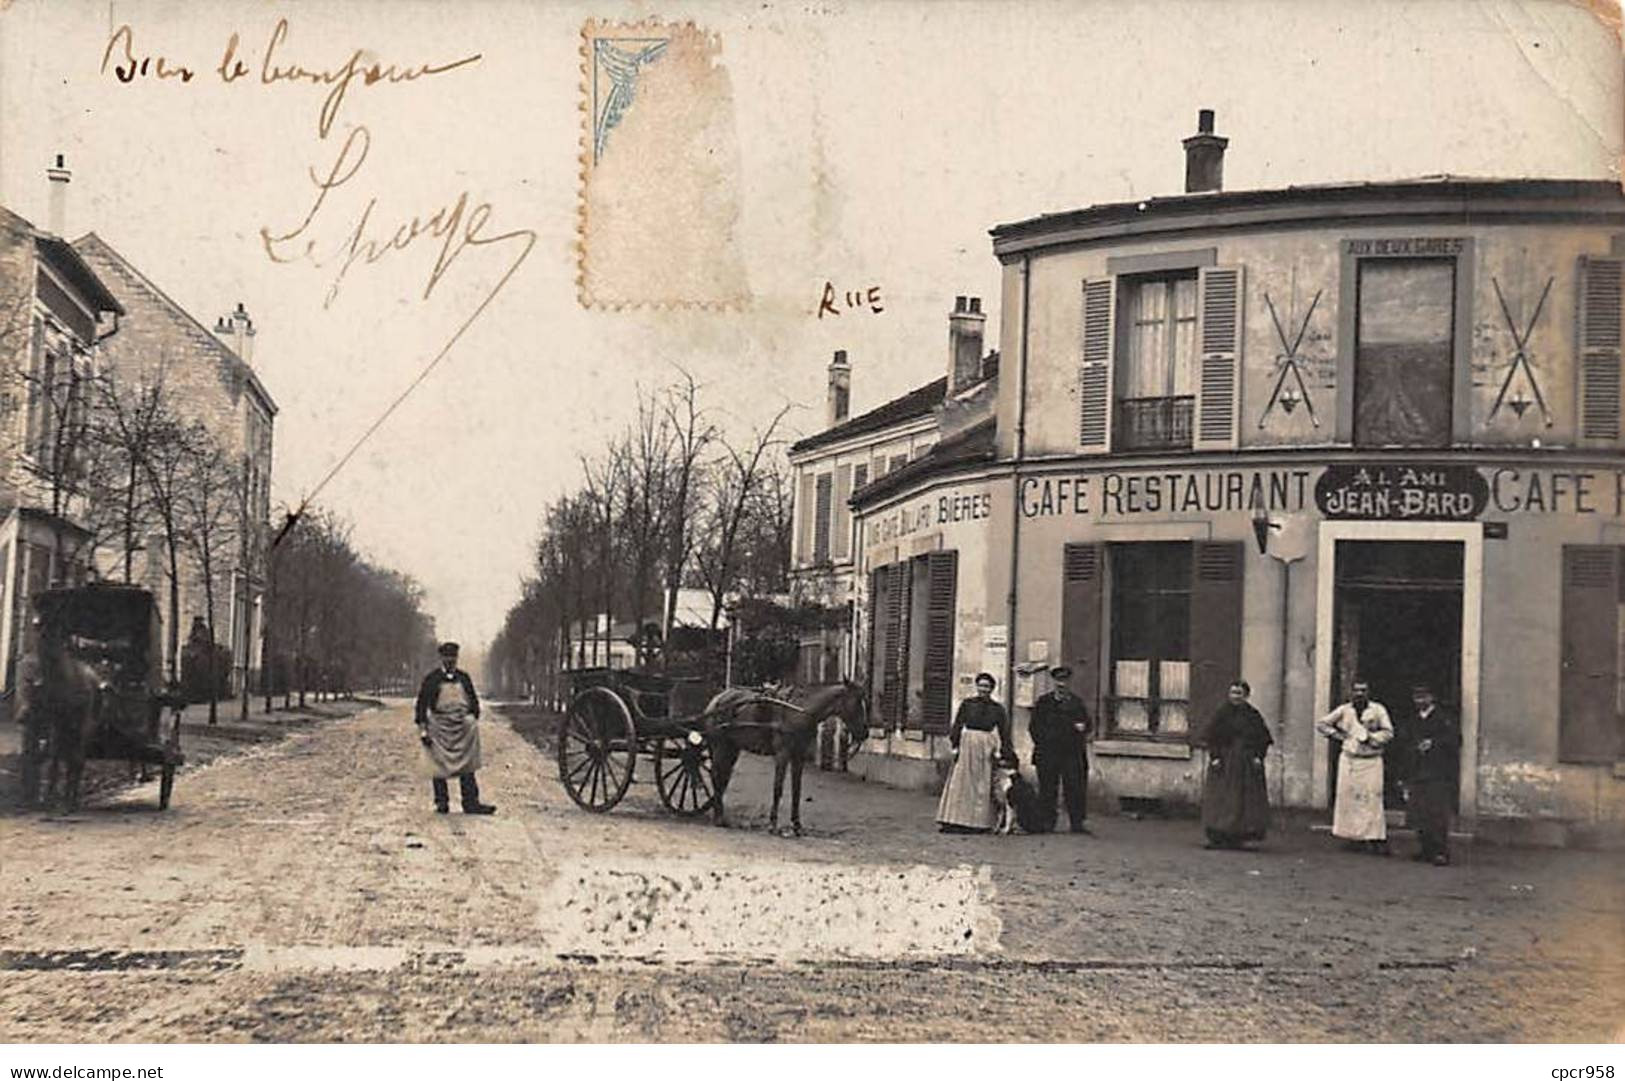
[74,233,276,695]
[786,302,998,684]
[0,192,124,700]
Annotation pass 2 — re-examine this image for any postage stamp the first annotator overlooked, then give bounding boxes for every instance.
[578,19,749,309]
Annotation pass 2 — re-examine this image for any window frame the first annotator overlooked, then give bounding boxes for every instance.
[1104,541,1195,741]
[1113,271,1199,451]
[1336,237,1474,446]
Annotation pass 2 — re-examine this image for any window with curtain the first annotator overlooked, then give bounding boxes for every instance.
[1116,274,1198,450]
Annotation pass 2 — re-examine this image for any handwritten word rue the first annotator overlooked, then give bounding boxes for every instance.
[818,281,884,318]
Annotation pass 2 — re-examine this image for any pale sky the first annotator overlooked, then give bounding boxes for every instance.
[0,0,1617,650]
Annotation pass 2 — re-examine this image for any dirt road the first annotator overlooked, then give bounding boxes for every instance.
[1,701,1620,1042]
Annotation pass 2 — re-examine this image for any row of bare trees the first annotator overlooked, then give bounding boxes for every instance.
[486,369,795,702]
[263,508,438,706]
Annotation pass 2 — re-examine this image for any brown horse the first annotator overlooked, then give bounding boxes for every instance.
[702,680,869,836]
[31,648,111,812]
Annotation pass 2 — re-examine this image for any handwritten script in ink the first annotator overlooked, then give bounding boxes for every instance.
[97,17,536,503]
[818,281,884,318]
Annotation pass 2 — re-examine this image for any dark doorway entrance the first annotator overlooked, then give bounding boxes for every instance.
[1331,540,1464,809]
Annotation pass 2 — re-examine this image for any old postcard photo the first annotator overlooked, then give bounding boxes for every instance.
[0,0,1622,1051]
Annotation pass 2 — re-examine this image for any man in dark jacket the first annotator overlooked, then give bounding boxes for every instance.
[415,642,496,815]
[1405,682,1459,865]
[1029,665,1094,834]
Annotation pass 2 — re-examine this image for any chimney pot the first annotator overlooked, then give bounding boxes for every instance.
[947,293,988,395]
[833,348,848,366]
[46,154,71,236]
[1182,109,1228,194]
[827,348,852,426]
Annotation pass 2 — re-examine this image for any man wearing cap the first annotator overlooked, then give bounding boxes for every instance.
[414,642,496,815]
[1029,665,1094,834]
[1405,683,1459,866]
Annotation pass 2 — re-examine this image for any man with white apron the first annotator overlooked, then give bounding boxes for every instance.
[414,642,496,815]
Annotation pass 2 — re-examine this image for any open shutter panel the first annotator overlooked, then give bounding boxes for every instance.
[1578,256,1623,441]
[865,566,882,714]
[1078,279,1115,453]
[881,562,907,729]
[920,550,959,734]
[1195,265,1244,450]
[1060,543,1105,724]
[813,474,833,563]
[1559,546,1621,763]
[832,465,853,562]
[1189,542,1245,747]
[796,473,816,564]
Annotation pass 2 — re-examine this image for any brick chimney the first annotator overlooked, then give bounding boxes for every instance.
[1182,109,1228,194]
[826,349,850,427]
[948,295,986,394]
[214,302,256,365]
[46,154,71,236]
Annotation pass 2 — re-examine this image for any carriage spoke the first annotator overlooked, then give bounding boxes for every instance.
[563,752,594,784]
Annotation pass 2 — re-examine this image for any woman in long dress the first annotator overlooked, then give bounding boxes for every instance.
[1315,679,1395,853]
[936,672,1011,833]
[1199,679,1273,849]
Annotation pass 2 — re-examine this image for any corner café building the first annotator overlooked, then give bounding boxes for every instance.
[851,175,1625,842]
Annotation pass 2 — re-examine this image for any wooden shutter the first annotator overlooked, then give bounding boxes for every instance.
[880,562,907,729]
[1578,256,1623,441]
[1559,545,1621,763]
[813,473,833,563]
[1189,541,1245,746]
[1078,279,1115,453]
[796,472,816,564]
[832,465,853,562]
[921,550,959,734]
[1060,543,1105,722]
[853,463,869,490]
[866,566,884,725]
[1195,265,1244,450]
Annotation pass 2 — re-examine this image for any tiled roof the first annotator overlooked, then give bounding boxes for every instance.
[850,417,997,508]
[790,376,946,455]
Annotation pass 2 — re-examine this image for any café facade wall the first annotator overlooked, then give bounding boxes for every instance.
[855,453,1625,834]
[850,182,1625,835]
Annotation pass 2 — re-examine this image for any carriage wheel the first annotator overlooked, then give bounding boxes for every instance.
[158,764,175,810]
[655,731,716,817]
[557,687,636,812]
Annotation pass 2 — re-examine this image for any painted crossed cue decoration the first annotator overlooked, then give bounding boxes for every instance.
[1489,275,1555,426]
[1259,290,1323,428]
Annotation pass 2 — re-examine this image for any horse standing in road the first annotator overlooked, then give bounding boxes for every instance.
[702,680,869,836]
[35,647,110,813]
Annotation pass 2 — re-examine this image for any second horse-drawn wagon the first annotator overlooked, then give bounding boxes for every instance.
[554,665,870,834]
[556,666,722,815]
[17,583,186,811]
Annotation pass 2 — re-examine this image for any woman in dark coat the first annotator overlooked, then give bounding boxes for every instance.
[1200,679,1273,849]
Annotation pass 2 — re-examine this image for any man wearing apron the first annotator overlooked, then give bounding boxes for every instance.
[415,642,496,815]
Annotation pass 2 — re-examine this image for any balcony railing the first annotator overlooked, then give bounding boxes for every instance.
[1115,396,1194,451]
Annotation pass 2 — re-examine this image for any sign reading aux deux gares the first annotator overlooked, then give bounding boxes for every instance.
[864,486,994,550]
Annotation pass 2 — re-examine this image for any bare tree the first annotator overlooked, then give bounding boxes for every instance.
[660,367,717,642]
[618,390,676,663]
[177,429,240,725]
[579,447,625,666]
[140,405,202,682]
[693,404,792,628]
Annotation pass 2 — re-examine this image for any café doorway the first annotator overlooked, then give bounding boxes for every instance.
[1329,540,1464,809]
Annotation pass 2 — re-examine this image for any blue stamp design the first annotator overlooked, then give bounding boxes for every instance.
[591,36,669,161]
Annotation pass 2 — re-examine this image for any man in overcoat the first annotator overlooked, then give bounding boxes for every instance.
[1029,665,1094,834]
[1405,682,1460,866]
[415,642,496,815]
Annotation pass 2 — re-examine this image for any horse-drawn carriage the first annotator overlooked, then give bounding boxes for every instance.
[556,666,868,834]
[17,583,185,811]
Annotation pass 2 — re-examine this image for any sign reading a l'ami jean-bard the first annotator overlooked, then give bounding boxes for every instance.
[1315,463,1489,520]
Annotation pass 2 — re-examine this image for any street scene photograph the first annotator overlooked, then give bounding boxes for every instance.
[0,0,1622,1060]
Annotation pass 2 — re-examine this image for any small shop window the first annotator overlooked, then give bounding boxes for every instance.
[1107,542,1192,737]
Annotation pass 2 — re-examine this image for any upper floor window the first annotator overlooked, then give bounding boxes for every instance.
[1354,258,1455,448]
[1116,274,1198,452]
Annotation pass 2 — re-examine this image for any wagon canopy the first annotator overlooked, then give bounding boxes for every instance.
[33,584,163,691]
